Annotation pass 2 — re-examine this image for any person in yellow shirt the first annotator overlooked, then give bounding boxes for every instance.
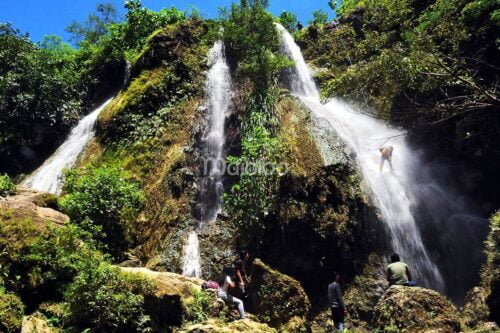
[387,253,414,286]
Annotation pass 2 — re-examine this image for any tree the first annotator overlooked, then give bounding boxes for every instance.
[39,35,74,57]
[278,10,298,32]
[310,9,329,25]
[66,2,120,45]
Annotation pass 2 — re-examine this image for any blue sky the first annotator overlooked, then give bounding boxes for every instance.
[0,0,332,43]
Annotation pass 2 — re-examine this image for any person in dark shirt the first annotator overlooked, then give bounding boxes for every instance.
[234,250,251,297]
[328,271,346,332]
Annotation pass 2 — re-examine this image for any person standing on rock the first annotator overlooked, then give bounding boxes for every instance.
[379,146,394,172]
[218,267,246,319]
[328,271,346,332]
[234,250,251,297]
[387,253,414,286]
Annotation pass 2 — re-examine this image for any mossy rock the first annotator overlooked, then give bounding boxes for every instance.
[462,287,490,329]
[177,318,277,332]
[32,193,58,209]
[344,253,388,326]
[277,95,324,176]
[0,293,25,333]
[481,211,500,324]
[21,314,59,333]
[119,267,204,330]
[248,259,311,331]
[373,285,461,333]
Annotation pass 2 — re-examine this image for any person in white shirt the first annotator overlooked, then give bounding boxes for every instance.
[218,267,246,319]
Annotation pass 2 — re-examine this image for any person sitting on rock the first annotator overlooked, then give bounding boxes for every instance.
[234,250,251,297]
[218,267,246,319]
[328,271,346,332]
[379,146,394,173]
[387,253,415,286]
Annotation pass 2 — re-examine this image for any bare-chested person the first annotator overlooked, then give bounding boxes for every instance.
[379,146,394,172]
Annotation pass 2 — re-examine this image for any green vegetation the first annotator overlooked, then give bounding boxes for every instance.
[299,0,499,122]
[221,0,292,252]
[221,0,292,91]
[481,212,500,321]
[65,261,153,332]
[0,293,24,333]
[0,23,82,173]
[0,174,16,197]
[184,289,212,324]
[0,1,189,176]
[278,11,298,32]
[310,9,329,25]
[0,202,156,332]
[58,166,144,258]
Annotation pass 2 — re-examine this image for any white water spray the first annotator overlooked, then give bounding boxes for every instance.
[276,23,445,290]
[182,40,231,278]
[21,98,113,195]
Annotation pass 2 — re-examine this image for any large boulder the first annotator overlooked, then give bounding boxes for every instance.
[373,286,461,333]
[248,259,311,331]
[0,188,69,227]
[177,318,277,333]
[344,254,388,326]
[119,267,204,331]
[462,287,490,329]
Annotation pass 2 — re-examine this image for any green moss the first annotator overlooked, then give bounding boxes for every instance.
[98,66,169,130]
[0,293,24,333]
[480,211,500,322]
[277,96,324,177]
[248,259,311,330]
[32,193,59,209]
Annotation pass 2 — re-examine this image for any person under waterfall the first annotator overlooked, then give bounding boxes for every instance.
[386,253,415,286]
[379,146,394,173]
[218,267,246,319]
[328,271,347,332]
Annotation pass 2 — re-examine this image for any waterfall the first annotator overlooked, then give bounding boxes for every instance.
[182,40,231,278]
[182,231,202,278]
[275,23,447,291]
[21,98,113,195]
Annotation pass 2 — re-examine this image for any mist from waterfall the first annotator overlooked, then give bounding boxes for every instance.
[21,98,114,195]
[182,40,231,278]
[276,23,488,299]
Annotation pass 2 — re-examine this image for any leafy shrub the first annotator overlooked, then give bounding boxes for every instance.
[224,88,287,251]
[21,224,103,297]
[310,9,329,25]
[64,260,153,332]
[221,0,292,90]
[0,174,16,197]
[58,166,144,257]
[278,11,298,32]
[0,293,24,333]
[184,289,212,324]
[0,210,38,291]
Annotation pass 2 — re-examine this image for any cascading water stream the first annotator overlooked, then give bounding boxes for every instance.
[182,40,231,278]
[276,23,446,291]
[22,64,131,195]
[21,98,114,195]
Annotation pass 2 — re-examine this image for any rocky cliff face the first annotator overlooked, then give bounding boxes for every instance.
[4,12,496,333]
